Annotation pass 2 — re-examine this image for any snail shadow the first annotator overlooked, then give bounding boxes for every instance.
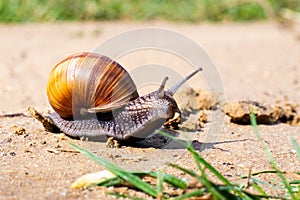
[127,129,181,149]
[62,128,249,151]
[128,128,250,151]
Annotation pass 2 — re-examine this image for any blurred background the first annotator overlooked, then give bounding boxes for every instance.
[0,0,299,23]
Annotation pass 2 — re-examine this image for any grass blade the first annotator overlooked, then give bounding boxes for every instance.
[291,137,300,159]
[156,130,187,147]
[155,173,187,189]
[95,177,122,187]
[158,130,233,186]
[187,144,232,186]
[290,180,300,184]
[70,143,158,198]
[200,175,227,200]
[156,170,164,198]
[168,163,201,179]
[95,171,188,190]
[169,163,234,200]
[250,111,297,200]
[173,188,206,200]
[187,144,253,199]
[133,172,187,189]
[241,170,280,178]
[252,182,274,196]
[251,177,283,189]
[159,130,252,199]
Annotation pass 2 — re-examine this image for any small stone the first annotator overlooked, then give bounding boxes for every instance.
[198,110,208,128]
[12,127,26,135]
[106,137,120,148]
[47,149,60,154]
[1,152,7,157]
[10,152,16,156]
[23,148,31,153]
[57,133,67,140]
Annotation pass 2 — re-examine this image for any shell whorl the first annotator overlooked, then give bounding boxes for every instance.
[46,52,139,119]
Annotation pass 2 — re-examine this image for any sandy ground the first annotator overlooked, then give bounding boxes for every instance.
[0,21,300,199]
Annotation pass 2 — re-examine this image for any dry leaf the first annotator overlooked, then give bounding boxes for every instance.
[71,170,116,189]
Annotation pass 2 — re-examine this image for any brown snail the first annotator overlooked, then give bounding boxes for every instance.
[46,52,202,141]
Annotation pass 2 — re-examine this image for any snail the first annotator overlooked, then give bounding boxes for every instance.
[46,52,202,141]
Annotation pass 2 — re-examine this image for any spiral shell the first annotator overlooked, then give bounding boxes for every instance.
[46,52,139,119]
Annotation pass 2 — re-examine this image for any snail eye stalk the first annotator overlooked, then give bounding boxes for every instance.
[158,76,169,98]
[168,67,202,96]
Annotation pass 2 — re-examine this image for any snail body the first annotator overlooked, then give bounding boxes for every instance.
[46,52,201,141]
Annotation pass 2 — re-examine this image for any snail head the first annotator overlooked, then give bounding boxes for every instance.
[155,67,202,119]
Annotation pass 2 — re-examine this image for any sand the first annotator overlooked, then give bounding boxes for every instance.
[0,21,299,199]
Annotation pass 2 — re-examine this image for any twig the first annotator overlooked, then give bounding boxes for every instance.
[0,113,27,118]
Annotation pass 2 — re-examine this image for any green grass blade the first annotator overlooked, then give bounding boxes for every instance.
[156,130,188,147]
[290,180,300,185]
[158,130,232,186]
[215,186,250,200]
[94,171,188,190]
[156,170,164,198]
[168,163,201,179]
[251,177,284,189]
[201,176,227,200]
[241,170,280,178]
[252,181,267,196]
[291,137,300,159]
[159,130,252,199]
[70,143,158,198]
[187,144,252,199]
[133,172,188,189]
[94,177,122,187]
[169,163,228,200]
[158,130,233,186]
[173,188,206,200]
[155,173,187,189]
[250,112,297,200]
[187,145,232,186]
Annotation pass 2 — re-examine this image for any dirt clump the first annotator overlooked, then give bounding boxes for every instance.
[176,88,219,113]
[223,100,300,125]
[11,126,26,135]
[175,88,219,130]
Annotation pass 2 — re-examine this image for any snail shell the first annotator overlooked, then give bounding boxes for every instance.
[46,52,139,119]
